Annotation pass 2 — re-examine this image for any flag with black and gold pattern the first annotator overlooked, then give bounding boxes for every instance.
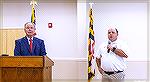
[88,8,95,81]
[31,2,36,25]
[31,0,37,35]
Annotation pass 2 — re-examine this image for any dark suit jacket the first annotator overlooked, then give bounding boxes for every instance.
[14,36,47,56]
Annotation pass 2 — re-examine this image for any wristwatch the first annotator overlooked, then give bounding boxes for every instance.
[112,47,116,52]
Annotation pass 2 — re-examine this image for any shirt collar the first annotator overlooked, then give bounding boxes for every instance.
[26,36,33,41]
[108,39,118,44]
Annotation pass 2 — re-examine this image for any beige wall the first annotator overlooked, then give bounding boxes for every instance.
[52,59,148,82]
[0,28,25,56]
[53,59,87,79]
[52,58,87,82]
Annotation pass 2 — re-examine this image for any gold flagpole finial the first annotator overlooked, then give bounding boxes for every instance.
[30,0,37,6]
[89,3,94,8]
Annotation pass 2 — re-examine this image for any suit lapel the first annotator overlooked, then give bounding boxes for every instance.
[32,37,36,53]
[23,37,30,52]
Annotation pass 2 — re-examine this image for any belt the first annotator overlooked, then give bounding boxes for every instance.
[104,71,123,75]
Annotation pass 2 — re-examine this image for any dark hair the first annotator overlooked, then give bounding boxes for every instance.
[115,28,118,34]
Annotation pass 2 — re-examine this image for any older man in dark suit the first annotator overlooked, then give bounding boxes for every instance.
[14,22,47,56]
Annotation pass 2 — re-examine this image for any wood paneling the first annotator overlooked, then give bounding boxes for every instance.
[0,56,54,82]
[0,56,43,67]
[2,67,43,82]
[0,28,25,56]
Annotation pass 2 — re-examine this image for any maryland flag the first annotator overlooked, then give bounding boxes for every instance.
[88,8,95,81]
[31,0,37,35]
[31,2,36,25]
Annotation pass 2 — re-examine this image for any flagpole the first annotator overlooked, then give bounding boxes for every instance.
[30,0,37,25]
[30,0,37,7]
[30,0,37,35]
[88,2,95,82]
[89,3,94,8]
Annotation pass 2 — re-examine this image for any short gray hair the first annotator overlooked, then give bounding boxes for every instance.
[24,22,35,29]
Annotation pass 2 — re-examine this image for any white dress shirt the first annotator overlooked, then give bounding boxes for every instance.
[26,37,33,45]
[96,39,129,71]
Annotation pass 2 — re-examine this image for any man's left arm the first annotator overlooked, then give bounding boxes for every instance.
[108,42,128,58]
[111,48,128,58]
[40,40,47,56]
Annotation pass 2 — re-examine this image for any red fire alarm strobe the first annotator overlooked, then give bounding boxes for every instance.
[48,23,52,28]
